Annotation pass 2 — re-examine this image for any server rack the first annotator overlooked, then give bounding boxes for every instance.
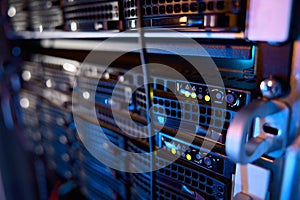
[0,0,300,200]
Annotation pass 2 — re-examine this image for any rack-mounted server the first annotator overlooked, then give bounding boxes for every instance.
[6,0,247,35]
[19,42,256,198]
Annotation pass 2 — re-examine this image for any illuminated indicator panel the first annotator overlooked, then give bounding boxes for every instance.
[153,132,235,199]
[152,80,251,143]
[176,81,249,111]
[158,133,235,178]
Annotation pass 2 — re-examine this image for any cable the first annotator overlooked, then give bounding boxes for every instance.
[136,1,154,199]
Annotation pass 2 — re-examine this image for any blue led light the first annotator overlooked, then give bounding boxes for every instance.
[182,185,194,195]
[12,46,21,57]
[164,141,176,150]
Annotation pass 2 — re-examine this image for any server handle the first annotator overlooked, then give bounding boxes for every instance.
[226,99,289,164]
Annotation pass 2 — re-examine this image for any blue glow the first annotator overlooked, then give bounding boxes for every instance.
[180,89,186,94]
[104,99,108,105]
[157,116,165,124]
[128,104,135,111]
[68,122,76,130]
[182,185,194,195]
[12,46,21,57]
[164,141,177,150]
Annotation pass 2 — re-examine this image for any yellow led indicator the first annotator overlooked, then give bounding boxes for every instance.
[186,154,192,161]
[184,91,190,97]
[204,95,210,102]
[191,92,197,99]
[150,90,154,99]
[171,148,177,155]
[179,16,188,23]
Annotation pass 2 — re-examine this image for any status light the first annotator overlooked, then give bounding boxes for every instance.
[184,91,190,97]
[171,148,177,155]
[191,92,197,99]
[204,95,210,102]
[186,154,192,161]
[157,116,165,124]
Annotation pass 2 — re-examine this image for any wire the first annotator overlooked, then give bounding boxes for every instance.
[136,1,154,199]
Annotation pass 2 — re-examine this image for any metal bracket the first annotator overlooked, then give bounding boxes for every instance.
[226,40,300,164]
[226,99,289,164]
[280,135,300,200]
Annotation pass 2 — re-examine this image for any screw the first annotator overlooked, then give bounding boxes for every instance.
[260,77,283,99]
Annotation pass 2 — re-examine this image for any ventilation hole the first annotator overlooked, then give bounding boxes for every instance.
[224,121,230,129]
[174,4,181,13]
[215,110,223,118]
[171,101,177,108]
[184,113,190,120]
[207,108,211,115]
[192,180,198,187]
[199,2,206,11]
[166,170,170,176]
[178,167,184,174]
[200,116,206,123]
[159,107,164,113]
[176,111,181,118]
[185,104,191,111]
[159,6,165,14]
[165,100,170,107]
[131,9,136,16]
[207,178,213,186]
[172,164,177,171]
[184,178,191,185]
[216,1,224,10]
[199,183,205,191]
[225,111,231,120]
[186,169,191,177]
[159,99,164,105]
[171,172,178,178]
[192,172,198,179]
[200,107,206,114]
[171,110,176,117]
[206,186,213,194]
[263,123,279,135]
[146,7,151,15]
[182,3,189,12]
[153,6,158,14]
[200,175,205,182]
[178,175,184,181]
[207,1,214,10]
[190,3,198,12]
[215,119,222,127]
[192,105,198,112]
[166,109,170,115]
[166,5,173,13]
